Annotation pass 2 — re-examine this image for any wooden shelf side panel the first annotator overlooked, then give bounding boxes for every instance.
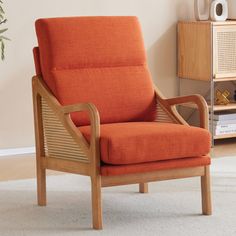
[178,22,212,81]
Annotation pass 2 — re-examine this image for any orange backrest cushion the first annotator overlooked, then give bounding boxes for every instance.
[35,16,156,126]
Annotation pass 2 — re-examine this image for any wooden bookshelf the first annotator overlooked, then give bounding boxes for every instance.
[178,20,236,142]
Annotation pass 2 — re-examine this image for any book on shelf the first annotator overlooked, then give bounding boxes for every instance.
[209,114,236,135]
[214,129,236,135]
[210,123,236,130]
[213,111,236,121]
[209,119,236,125]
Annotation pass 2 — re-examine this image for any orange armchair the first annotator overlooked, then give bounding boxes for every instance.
[32,16,212,230]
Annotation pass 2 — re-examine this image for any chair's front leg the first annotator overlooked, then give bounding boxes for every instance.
[201,166,212,215]
[36,156,46,206]
[139,183,148,193]
[91,175,103,230]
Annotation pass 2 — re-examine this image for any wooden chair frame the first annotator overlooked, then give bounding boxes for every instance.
[32,75,212,230]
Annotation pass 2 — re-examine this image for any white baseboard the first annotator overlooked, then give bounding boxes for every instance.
[0,147,35,158]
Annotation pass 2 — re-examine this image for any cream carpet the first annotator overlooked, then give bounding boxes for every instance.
[0,173,236,236]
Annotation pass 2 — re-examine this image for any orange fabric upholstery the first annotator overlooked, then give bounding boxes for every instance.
[80,122,211,165]
[101,156,211,176]
[35,16,156,126]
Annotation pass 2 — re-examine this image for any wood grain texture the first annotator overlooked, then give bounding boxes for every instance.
[42,157,90,176]
[178,21,236,80]
[32,80,47,206]
[201,166,212,215]
[139,183,148,193]
[91,176,102,230]
[101,167,205,187]
[178,21,212,81]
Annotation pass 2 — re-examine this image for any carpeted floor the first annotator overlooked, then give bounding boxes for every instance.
[0,173,236,236]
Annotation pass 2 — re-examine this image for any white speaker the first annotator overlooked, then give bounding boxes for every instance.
[210,0,228,21]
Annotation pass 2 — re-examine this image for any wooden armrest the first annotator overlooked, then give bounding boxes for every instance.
[165,95,209,129]
[62,103,100,125]
[61,102,100,146]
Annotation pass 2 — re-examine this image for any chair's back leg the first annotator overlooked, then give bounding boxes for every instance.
[91,176,102,230]
[33,87,47,206]
[36,161,47,206]
[139,183,148,193]
[201,166,212,215]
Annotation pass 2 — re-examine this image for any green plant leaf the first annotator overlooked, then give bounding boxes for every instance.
[0,39,5,60]
[0,28,8,34]
[0,35,10,40]
[0,1,9,61]
[0,18,7,25]
[0,5,4,14]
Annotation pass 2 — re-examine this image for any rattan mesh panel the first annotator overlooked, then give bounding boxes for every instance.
[155,101,176,123]
[41,98,89,162]
[217,31,236,73]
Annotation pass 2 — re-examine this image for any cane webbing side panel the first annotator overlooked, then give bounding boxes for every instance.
[155,101,176,123]
[41,98,89,163]
[216,30,236,74]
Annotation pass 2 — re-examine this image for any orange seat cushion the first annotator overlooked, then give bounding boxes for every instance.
[35,16,156,126]
[101,156,211,176]
[79,122,211,165]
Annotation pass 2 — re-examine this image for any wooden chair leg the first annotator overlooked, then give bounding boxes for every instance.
[36,160,46,206]
[91,176,102,230]
[201,166,212,215]
[139,183,148,193]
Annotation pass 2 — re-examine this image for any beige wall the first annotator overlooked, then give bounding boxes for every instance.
[0,0,194,149]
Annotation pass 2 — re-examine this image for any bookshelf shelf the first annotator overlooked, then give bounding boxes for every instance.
[214,133,236,139]
[213,77,236,82]
[213,102,236,111]
[179,102,236,111]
